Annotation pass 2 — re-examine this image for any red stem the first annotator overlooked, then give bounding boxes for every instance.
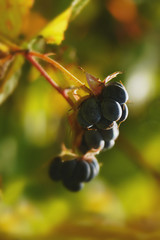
[29,51,92,94]
[24,53,75,108]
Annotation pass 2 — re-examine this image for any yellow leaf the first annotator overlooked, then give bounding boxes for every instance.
[40,7,72,45]
[0,0,34,40]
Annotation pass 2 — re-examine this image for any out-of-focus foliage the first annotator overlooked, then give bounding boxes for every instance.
[0,0,34,40]
[0,0,160,239]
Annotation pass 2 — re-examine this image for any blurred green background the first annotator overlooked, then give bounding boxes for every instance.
[0,0,160,239]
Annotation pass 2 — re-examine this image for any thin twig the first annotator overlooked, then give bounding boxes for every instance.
[24,53,75,108]
[29,51,92,94]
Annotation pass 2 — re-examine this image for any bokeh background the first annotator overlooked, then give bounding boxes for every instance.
[0,0,160,239]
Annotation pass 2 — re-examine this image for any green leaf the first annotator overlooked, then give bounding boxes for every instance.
[0,0,34,40]
[71,0,90,20]
[0,55,24,104]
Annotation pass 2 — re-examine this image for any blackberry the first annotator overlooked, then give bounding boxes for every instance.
[81,97,101,124]
[119,103,128,123]
[77,108,93,129]
[103,139,115,150]
[78,135,90,154]
[63,180,84,192]
[100,123,119,142]
[73,160,91,182]
[101,99,122,122]
[84,130,104,150]
[85,158,100,182]
[49,157,63,181]
[102,82,128,104]
[96,117,114,130]
[61,159,77,181]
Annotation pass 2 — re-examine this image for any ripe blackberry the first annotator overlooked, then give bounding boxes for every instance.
[85,157,100,182]
[80,97,101,125]
[119,103,128,123]
[77,107,93,129]
[84,130,105,150]
[102,82,128,104]
[63,180,84,192]
[73,160,91,182]
[101,99,122,122]
[49,157,63,181]
[96,117,114,130]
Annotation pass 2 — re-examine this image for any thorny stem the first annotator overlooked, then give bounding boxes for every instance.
[29,51,92,94]
[24,52,75,108]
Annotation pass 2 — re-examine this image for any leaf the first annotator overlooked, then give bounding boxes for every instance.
[0,42,9,56]
[0,55,24,104]
[40,8,72,45]
[40,0,90,45]
[0,40,15,80]
[104,71,123,85]
[71,0,90,20]
[0,55,13,80]
[21,12,47,41]
[86,72,104,95]
[0,0,34,40]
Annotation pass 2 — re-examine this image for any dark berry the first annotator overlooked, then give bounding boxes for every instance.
[73,160,91,182]
[104,140,115,150]
[63,180,84,192]
[102,83,128,104]
[84,130,104,150]
[100,123,119,141]
[119,103,128,123]
[49,157,62,181]
[61,159,77,181]
[96,117,113,130]
[85,158,100,182]
[91,157,100,174]
[77,108,93,128]
[79,135,90,154]
[81,97,101,124]
[101,99,122,121]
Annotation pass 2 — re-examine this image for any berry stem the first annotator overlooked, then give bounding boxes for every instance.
[29,51,92,94]
[24,52,75,108]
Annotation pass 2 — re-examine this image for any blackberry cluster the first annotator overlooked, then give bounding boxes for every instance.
[77,82,129,153]
[49,81,129,192]
[49,156,99,192]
